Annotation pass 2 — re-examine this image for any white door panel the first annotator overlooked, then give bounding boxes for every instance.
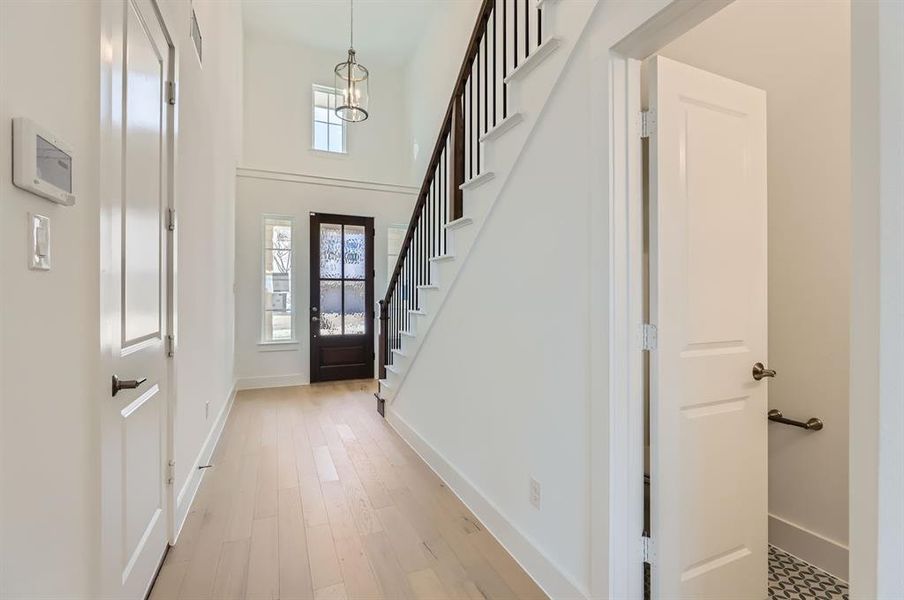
[649,56,768,599]
[102,0,171,597]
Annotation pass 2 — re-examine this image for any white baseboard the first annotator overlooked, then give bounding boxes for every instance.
[172,382,237,542]
[235,373,308,391]
[769,513,849,581]
[386,410,589,600]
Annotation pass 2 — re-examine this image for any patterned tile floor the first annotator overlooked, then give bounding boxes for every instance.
[768,546,849,600]
[643,546,849,599]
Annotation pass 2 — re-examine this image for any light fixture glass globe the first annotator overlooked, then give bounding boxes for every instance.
[335,49,369,122]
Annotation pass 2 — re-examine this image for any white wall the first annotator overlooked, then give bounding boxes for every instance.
[0,2,102,596]
[659,0,851,578]
[387,2,677,596]
[234,173,415,389]
[243,34,412,186]
[403,0,481,182]
[0,1,242,596]
[162,0,244,531]
[850,1,904,597]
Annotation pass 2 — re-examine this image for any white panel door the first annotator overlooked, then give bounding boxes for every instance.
[101,1,171,597]
[648,56,768,599]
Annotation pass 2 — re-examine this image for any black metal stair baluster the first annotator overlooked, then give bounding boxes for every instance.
[514,0,518,69]
[503,0,508,118]
[492,3,497,128]
[537,3,542,45]
[476,46,481,173]
[524,0,529,59]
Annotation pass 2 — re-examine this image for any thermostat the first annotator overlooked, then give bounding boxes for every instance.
[12,117,76,206]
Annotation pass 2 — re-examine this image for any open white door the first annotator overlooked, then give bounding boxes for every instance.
[648,56,768,599]
[100,1,172,597]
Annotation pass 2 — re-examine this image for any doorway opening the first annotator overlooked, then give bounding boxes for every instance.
[622,1,852,598]
[309,212,376,382]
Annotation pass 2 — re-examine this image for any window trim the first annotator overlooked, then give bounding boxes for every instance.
[260,214,297,345]
[311,84,348,155]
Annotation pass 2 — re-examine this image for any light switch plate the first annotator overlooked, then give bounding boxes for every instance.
[29,213,50,270]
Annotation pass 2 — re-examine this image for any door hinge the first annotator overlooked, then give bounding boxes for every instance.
[640,110,655,138]
[166,459,175,485]
[166,80,177,106]
[166,334,175,358]
[642,534,654,564]
[641,323,658,351]
[166,207,176,232]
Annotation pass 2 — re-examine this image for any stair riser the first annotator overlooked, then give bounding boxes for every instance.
[386,368,403,386]
[417,289,441,314]
[447,225,478,257]
[389,352,408,370]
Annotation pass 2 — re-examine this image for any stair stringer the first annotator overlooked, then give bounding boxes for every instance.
[380,0,600,401]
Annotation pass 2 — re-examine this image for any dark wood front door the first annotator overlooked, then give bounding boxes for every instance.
[310,213,375,382]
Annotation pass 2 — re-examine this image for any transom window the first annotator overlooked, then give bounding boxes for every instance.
[261,216,295,342]
[312,85,347,154]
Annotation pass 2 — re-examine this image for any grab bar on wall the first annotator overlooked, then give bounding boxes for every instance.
[768,409,824,431]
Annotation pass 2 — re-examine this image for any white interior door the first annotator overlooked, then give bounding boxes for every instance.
[101,0,171,597]
[648,56,768,599]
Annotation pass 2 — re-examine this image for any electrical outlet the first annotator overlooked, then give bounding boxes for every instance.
[529,477,541,510]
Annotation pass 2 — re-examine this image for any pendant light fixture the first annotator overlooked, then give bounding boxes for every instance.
[334,0,369,122]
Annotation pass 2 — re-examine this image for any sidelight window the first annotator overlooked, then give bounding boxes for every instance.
[262,215,295,343]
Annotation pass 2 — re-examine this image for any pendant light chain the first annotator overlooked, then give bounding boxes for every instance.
[349,0,354,50]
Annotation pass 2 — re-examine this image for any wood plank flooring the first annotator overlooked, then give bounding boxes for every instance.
[149,381,548,600]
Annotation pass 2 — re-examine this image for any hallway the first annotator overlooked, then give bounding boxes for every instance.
[148,382,547,600]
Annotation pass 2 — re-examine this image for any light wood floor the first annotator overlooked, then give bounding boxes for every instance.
[149,381,548,600]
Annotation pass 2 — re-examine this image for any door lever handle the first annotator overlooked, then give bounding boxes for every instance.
[112,375,147,396]
[752,362,776,381]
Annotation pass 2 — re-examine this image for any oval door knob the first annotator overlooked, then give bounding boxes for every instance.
[752,362,776,381]
[112,375,148,396]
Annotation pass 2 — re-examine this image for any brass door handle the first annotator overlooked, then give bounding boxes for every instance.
[752,362,776,381]
[112,375,147,396]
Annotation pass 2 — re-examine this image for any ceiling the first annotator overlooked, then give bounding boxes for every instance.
[242,0,445,67]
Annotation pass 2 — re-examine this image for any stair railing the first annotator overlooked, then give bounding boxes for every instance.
[378,0,546,381]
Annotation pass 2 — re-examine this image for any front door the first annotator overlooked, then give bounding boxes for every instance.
[310,213,375,382]
[100,0,172,597]
[648,56,768,599]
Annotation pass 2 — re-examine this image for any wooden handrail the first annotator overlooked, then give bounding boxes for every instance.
[382,0,495,307]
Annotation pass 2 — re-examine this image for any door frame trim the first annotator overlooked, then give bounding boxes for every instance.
[308,212,376,383]
[605,2,734,597]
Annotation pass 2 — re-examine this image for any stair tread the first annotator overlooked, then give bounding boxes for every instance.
[408,309,427,315]
[379,378,393,389]
[428,254,455,263]
[460,171,495,190]
[503,37,560,84]
[444,217,474,231]
[479,113,523,143]
[399,330,416,337]
[417,284,439,290]
[386,364,402,375]
[391,349,407,357]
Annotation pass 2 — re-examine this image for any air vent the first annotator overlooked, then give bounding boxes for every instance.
[190,7,202,64]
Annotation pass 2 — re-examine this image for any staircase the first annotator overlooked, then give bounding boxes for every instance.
[377,0,597,407]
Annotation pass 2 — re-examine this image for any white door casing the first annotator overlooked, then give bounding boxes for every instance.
[648,56,768,599]
[100,0,172,597]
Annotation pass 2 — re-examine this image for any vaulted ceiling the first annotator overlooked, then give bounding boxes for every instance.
[242,0,445,67]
